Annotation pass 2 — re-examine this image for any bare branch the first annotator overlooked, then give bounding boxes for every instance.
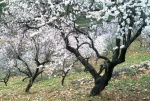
[61,58,78,86]
[77,42,91,50]
[0,70,11,86]
[62,32,98,80]
[22,77,30,82]
[61,69,70,86]
[87,35,110,61]
[14,60,30,77]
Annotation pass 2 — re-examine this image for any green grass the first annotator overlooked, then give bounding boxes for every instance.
[1,71,149,101]
[116,41,150,68]
[0,41,150,101]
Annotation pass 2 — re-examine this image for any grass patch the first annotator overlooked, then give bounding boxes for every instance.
[116,41,150,68]
[0,40,149,100]
[0,70,149,101]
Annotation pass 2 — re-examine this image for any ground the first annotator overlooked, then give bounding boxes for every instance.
[0,61,150,101]
[0,41,150,101]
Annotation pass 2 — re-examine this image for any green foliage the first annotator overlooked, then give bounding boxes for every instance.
[0,2,6,15]
[75,15,91,27]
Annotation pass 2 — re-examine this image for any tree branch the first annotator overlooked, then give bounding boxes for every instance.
[88,35,110,61]
[112,38,120,60]
[61,32,98,80]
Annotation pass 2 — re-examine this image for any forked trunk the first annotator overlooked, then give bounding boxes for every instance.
[25,68,40,92]
[90,66,114,96]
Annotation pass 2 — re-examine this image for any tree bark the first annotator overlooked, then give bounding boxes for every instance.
[90,64,115,96]
[25,68,41,92]
[25,78,33,92]
[61,23,144,95]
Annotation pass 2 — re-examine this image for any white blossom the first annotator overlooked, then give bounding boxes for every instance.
[113,46,119,50]
[120,45,125,49]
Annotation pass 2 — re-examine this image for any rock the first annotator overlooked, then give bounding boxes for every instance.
[113,61,150,77]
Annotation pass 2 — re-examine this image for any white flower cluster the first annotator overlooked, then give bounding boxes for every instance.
[1,0,150,77]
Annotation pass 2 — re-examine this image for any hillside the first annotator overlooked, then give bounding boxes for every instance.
[0,41,150,101]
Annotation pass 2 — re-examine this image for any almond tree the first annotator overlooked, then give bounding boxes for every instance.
[1,0,150,96]
[47,0,149,96]
[0,0,71,92]
[0,29,59,92]
[0,5,62,91]
[0,40,13,86]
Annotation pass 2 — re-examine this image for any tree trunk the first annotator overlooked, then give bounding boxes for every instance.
[25,79,33,92]
[90,65,114,96]
[25,68,40,92]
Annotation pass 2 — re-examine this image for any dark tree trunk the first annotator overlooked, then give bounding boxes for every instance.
[90,65,114,96]
[61,21,145,96]
[0,70,11,86]
[25,78,33,92]
[25,68,40,92]
[89,47,127,96]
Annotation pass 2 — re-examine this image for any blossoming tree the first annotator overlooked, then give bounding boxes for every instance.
[1,0,150,96]
[0,25,61,92]
[47,0,150,96]
[0,0,75,92]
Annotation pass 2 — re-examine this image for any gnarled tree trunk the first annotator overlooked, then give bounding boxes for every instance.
[61,19,145,96]
[90,64,115,96]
